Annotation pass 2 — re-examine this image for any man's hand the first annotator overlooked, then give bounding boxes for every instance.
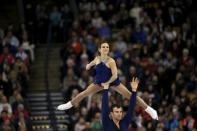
[86,63,92,70]
[101,83,109,89]
[130,77,139,92]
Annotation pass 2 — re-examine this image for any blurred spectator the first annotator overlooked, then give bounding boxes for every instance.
[90,112,102,131]
[13,104,29,121]
[0,110,11,126]
[92,11,103,29]
[0,47,15,66]
[20,31,35,62]
[129,3,142,26]
[3,31,19,54]
[0,119,15,131]
[15,48,29,66]
[14,111,32,131]
[74,117,86,131]
[50,6,61,42]
[97,21,112,39]
[0,96,12,115]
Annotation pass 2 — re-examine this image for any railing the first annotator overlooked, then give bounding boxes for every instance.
[45,23,58,131]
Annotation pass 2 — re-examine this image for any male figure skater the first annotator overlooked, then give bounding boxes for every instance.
[102,77,139,131]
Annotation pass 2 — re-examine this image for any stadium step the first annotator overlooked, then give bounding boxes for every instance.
[27,91,68,131]
[28,44,61,91]
[32,124,68,131]
[27,42,66,130]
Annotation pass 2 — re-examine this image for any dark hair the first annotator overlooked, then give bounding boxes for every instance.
[97,41,110,48]
[110,104,122,112]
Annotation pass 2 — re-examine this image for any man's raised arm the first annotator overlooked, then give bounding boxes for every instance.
[123,77,139,126]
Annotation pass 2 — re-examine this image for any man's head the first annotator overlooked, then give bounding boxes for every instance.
[110,104,123,121]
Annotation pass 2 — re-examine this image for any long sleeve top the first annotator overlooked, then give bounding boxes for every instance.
[102,89,137,131]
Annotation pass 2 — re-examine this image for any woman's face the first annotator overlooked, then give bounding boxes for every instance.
[99,43,109,55]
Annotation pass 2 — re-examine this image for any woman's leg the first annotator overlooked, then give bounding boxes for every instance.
[112,83,158,120]
[71,83,103,106]
[57,83,103,110]
[112,83,147,109]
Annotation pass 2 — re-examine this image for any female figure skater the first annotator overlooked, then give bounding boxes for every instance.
[57,42,158,120]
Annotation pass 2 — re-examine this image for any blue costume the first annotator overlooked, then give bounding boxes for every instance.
[102,89,137,131]
[93,62,120,86]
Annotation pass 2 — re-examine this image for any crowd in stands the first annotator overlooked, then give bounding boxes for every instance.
[58,0,197,130]
[0,24,34,130]
[1,0,196,131]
